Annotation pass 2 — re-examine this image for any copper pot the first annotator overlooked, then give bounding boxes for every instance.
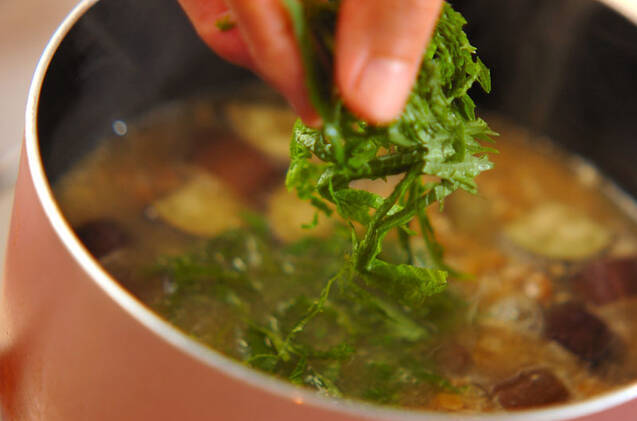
[2,0,637,419]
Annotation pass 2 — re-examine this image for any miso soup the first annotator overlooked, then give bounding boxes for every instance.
[54,88,637,412]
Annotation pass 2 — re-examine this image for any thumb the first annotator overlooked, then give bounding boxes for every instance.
[335,0,443,124]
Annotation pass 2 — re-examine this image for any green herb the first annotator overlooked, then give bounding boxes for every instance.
[154,219,466,402]
[284,1,496,306]
[215,14,236,32]
[154,1,494,404]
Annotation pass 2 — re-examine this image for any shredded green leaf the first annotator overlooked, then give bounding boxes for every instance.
[154,0,495,403]
[214,14,236,32]
[154,219,467,401]
[284,0,496,303]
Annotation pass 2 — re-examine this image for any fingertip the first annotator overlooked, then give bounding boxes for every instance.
[207,28,255,68]
[285,92,322,128]
[178,0,254,69]
[299,112,323,128]
[225,0,320,125]
[335,0,443,125]
[340,57,415,125]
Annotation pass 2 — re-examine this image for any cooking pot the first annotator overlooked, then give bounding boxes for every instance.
[2,0,637,419]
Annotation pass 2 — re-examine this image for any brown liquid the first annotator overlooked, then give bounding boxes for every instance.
[54,92,637,412]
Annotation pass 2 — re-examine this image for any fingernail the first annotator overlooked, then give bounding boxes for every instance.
[285,81,322,128]
[301,113,323,128]
[352,57,413,124]
[286,95,322,128]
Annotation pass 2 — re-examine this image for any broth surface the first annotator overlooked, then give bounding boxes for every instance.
[54,88,637,412]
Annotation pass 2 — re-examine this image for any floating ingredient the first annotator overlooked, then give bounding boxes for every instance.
[505,203,611,260]
[571,256,637,305]
[225,102,297,162]
[493,368,569,409]
[152,171,243,237]
[267,185,333,242]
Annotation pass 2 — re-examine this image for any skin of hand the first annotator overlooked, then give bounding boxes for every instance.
[178,0,443,126]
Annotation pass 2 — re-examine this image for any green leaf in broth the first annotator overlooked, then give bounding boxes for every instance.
[154,0,495,402]
[283,1,497,303]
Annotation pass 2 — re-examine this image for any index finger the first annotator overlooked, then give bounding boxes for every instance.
[226,0,320,125]
[178,0,253,68]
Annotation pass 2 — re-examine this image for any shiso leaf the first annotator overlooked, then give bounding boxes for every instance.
[155,0,493,401]
[283,0,497,296]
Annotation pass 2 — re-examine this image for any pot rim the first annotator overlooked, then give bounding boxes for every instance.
[23,0,637,420]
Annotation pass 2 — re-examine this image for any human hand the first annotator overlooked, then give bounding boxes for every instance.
[178,0,443,126]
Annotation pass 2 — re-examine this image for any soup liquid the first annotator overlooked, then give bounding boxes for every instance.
[54,89,637,412]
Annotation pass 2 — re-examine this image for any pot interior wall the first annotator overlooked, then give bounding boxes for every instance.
[37,0,637,194]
